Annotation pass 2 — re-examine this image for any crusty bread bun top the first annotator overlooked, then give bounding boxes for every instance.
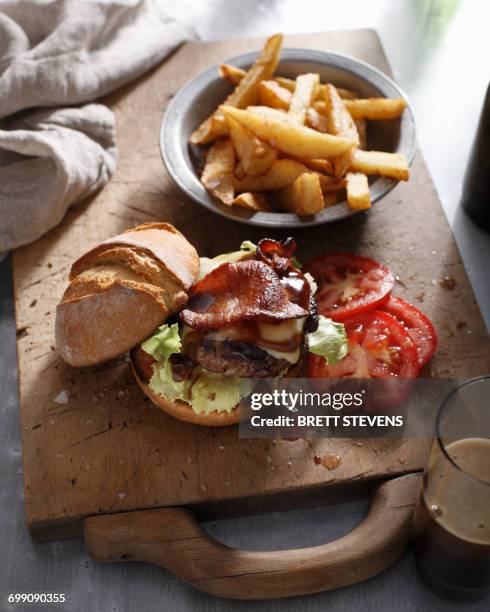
[55,222,199,367]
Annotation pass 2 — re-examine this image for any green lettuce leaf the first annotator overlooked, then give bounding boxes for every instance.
[307,315,348,365]
[141,322,181,361]
[239,240,257,254]
[148,358,187,402]
[190,371,246,415]
[147,362,251,415]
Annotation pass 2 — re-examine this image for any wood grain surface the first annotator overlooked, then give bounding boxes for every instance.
[84,474,422,600]
[13,30,490,540]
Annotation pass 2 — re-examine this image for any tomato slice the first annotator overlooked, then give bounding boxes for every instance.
[380,296,437,367]
[308,310,418,379]
[305,253,394,321]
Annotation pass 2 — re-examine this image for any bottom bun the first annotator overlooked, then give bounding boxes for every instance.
[130,360,241,426]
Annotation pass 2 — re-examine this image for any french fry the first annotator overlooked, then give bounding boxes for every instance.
[346,172,371,210]
[317,100,367,146]
[219,63,245,86]
[349,150,409,181]
[201,139,235,204]
[305,107,328,132]
[276,173,325,215]
[190,34,283,144]
[234,160,246,180]
[288,73,319,125]
[219,66,358,102]
[333,155,352,179]
[325,84,359,178]
[192,110,227,145]
[258,80,352,128]
[316,174,346,192]
[233,192,270,211]
[345,98,407,120]
[275,77,358,101]
[249,105,328,134]
[273,77,295,92]
[324,84,359,143]
[208,113,228,137]
[221,105,356,159]
[233,159,309,192]
[354,119,367,149]
[300,158,334,175]
[227,116,277,176]
[332,87,359,101]
[258,81,291,110]
[247,105,288,120]
[313,100,327,115]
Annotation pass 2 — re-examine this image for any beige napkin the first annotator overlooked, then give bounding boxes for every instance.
[0,0,193,252]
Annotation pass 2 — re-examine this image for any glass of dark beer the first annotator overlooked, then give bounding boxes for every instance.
[412,376,490,601]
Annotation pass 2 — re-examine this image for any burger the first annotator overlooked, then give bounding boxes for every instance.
[55,223,347,426]
[130,237,347,426]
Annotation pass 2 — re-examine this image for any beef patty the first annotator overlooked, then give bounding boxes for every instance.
[195,338,290,378]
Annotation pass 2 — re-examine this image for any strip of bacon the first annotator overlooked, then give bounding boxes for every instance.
[180,260,309,329]
[256,237,297,274]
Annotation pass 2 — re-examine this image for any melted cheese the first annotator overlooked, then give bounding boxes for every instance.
[182,318,306,364]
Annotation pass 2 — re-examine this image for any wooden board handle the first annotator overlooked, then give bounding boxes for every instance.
[84,473,421,600]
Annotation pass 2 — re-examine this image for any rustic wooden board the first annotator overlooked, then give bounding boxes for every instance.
[13,30,490,540]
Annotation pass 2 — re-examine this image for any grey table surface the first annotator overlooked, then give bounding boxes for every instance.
[1,1,489,611]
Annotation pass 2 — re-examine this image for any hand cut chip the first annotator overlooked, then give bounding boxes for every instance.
[201,139,235,205]
[350,150,409,181]
[276,173,325,215]
[346,172,371,210]
[221,105,356,159]
[191,34,283,144]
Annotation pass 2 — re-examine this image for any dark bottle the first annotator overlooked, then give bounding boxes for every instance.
[461,83,490,232]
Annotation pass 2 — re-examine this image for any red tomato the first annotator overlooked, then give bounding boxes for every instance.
[380,296,437,367]
[305,253,394,321]
[308,310,418,379]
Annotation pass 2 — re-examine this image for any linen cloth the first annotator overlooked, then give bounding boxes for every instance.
[0,0,192,251]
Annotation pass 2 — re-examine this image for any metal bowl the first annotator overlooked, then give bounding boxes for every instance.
[160,48,416,228]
